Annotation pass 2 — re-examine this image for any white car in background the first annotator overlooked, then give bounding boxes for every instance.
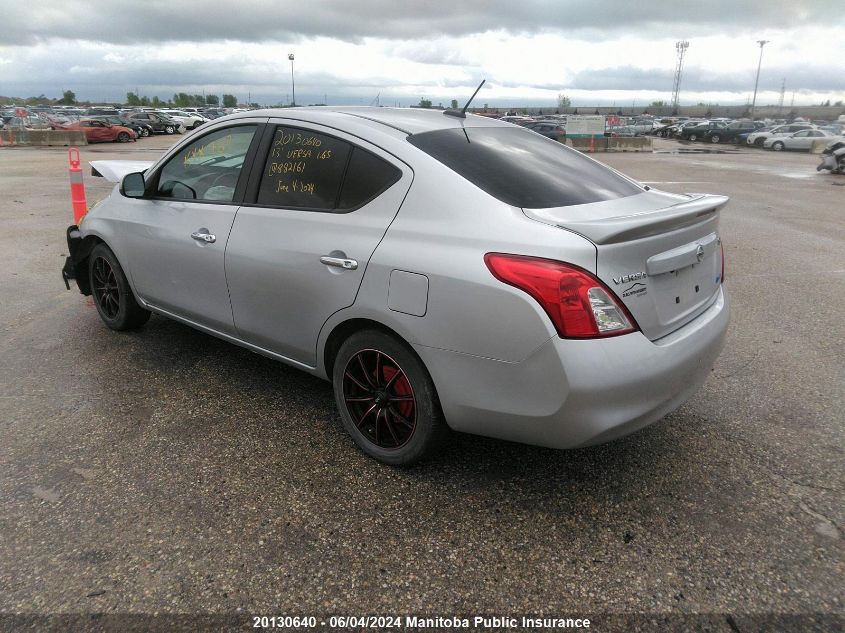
[159,109,207,130]
[764,129,844,151]
[746,123,817,147]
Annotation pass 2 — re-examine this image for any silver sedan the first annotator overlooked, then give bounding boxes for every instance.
[764,129,844,151]
[62,107,729,465]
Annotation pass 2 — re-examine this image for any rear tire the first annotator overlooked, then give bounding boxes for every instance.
[88,243,150,331]
[332,330,444,466]
[688,133,698,142]
[710,134,721,143]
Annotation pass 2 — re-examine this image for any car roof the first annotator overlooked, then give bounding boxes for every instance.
[226,106,514,136]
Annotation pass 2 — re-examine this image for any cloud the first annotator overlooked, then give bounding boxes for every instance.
[568,64,843,94]
[1,0,842,46]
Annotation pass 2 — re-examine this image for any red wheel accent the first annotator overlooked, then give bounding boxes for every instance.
[342,349,417,449]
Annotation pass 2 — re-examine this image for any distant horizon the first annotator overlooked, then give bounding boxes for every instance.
[3,93,842,111]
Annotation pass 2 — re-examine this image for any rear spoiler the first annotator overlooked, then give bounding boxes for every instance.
[556,194,729,245]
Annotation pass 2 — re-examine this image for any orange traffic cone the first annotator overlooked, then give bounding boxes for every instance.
[68,147,88,224]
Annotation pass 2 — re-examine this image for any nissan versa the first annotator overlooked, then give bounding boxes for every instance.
[62,107,729,465]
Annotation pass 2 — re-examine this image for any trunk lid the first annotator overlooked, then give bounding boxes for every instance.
[523,190,727,340]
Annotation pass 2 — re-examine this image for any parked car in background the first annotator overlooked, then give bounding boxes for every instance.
[4,116,52,130]
[628,119,658,135]
[526,121,566,139]
[703,120,764,144]
[610,125,639,137]
[64,119,137,143]
[46,114,75,129]
[86,108,121,117]
[653,123,681,138]
[62,107,729,465]
[126,111,184,134]
[499,115,535,126]
[763,129,843,151]
[159,109,207,129]
[680,121,727,142]
[746,123,816,147]
[90,115,152,138]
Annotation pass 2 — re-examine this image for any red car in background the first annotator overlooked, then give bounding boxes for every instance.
[62,119,137,143]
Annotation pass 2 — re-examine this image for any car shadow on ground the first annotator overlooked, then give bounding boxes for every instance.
[110,314,701,506]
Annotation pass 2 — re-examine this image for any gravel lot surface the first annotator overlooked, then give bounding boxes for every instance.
[0,134,842,631]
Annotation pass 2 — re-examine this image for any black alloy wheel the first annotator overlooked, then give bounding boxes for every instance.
[88,243,150,331]
[91,256,120,320]
[333,330,444,465]
[342,349,417,450]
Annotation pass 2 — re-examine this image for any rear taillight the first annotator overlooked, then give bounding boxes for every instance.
[484,253,638,339]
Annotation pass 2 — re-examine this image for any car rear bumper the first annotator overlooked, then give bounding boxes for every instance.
[416,286,729,449]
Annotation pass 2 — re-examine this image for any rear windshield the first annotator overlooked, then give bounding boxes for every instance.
[407,127,640,208]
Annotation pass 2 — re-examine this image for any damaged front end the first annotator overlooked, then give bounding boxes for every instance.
[61,225,96,295]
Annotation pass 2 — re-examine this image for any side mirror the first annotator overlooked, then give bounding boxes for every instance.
[121,172,146,198]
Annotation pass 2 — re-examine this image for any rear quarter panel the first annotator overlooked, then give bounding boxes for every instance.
[318,153,597,373]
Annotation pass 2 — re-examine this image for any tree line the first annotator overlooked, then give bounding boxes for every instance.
[126,92,240,108]
[1,89,249,108]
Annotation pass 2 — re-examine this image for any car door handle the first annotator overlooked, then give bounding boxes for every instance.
[320,256,358,270]
[191,230,216,243]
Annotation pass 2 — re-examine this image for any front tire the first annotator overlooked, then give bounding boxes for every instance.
[164,125,175,134]
[117,131,130,142]
[89,243,150,331]
[333,330,444,465]
[754,137,766,147]
[772,141,784,151]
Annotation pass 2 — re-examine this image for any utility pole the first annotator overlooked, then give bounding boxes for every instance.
[288,53,296,106]
[777,78,785,114]
[750,40,770,120]
[671,41,689,112]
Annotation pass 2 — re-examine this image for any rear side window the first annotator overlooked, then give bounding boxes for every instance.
[256,127,400,211]
[337,148,401,210]
[407,127,640,208]
[258,127,351,209]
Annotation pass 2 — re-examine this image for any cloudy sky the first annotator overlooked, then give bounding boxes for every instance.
[2,0,844,107]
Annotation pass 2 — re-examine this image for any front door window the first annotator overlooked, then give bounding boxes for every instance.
[156,125,257,202]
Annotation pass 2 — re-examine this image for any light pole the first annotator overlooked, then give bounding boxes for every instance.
[750,40,769,120]
[288,53,296,106]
